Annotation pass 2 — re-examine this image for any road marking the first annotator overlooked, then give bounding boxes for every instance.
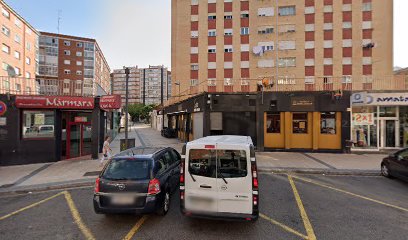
[64,191,96,240]
[123,215,148,240]
[260,213,308,239]
[292,175,408,213]
[288,175,317,240]
[0,191,64,221]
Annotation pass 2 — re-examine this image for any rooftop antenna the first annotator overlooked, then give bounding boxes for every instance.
[57,9,62,34]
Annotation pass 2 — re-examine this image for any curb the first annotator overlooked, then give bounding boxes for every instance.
[258,168,381,176]
[0,180,95,196]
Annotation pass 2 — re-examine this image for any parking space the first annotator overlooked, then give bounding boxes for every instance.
[0,174,407,240]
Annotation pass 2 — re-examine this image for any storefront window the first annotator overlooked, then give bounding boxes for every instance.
[399,107,408,148]
[352,107,377,149]
[379,107,397,118]
[293,113,308,134]
[321,112,336,134]
[22,110,55,139]
[266,113,281,133]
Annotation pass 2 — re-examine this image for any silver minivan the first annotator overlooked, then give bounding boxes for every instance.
[180,135,259,221]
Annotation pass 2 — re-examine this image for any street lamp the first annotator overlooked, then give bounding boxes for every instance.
[174,81,181,101]
[124,66,130,149]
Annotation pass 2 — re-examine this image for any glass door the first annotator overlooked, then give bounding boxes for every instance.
[68,123,81,159]
[380,120,399,148]
[82,124,92,156]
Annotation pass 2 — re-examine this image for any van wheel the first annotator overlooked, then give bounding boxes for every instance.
[156,190,170,216]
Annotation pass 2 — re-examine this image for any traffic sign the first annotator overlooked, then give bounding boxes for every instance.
[0,101,7,116]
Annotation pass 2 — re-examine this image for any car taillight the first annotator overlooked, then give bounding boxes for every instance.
[94,177,100,193]
[180,191,184,200]
[253,178,259,189]
[180,161,185,184]
[252,163,258,189]
[148,178,161,195]
[253,195,258,206]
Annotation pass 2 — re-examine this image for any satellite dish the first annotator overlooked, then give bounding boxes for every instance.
[6,65,17,77]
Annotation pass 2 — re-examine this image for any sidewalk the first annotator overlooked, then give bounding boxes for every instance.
[0,124,387,194]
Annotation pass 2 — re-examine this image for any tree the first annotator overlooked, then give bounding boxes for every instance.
[127,103,157,123]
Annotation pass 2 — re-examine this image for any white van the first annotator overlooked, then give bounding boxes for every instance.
[180,135,259,221]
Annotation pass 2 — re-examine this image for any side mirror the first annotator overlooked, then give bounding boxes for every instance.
[397,155,404,161]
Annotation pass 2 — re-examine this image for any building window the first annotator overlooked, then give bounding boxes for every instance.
[77,42,83,47]
[224,29,233,36]
[15,18,22,28]
[76,51,82,57]
[321,112,336,134]
[208,15,216,20]
[25,72,31,78]
[26,42,31,51]
[64,69,71,74]
[224,47,233,53]
[26,57,31,65]
[208,48,216,53]
[64,41,71,46]
[191,64,199,70]
[279,6,296,16]
[76,61,82,66]
[208,30,216,36]
[76,70,82,76]
[240,27,249,35]
[22,110,55,139]
[278,57,296,67]
[16,83,21,92]
[362,2,372,12]
[64,60,71,65]
[258,27,274,34]
[279,24,296,33]
[14,67,20,75]
[14,51,20,59]
[2,25,10,37]
[293,113,308,134]
[224,15,232,19]
[241,13,249,18]
[258,7,275,17]
[2,44,10,54]
[64,50,71,55]
[2,7,10,18]
[266,113,281,133]
[15,34,21,44]
[26,86,31,93]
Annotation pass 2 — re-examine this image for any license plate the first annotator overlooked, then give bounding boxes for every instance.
[111,195,134,205]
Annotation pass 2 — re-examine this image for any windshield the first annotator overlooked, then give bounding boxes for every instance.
[102,159,150,180]
[188,149,247,178]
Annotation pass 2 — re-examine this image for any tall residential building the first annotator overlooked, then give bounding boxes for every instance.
[37,32,111,96]
[172,0,393,96]
[0,0,39,95]
[111,65,171,106]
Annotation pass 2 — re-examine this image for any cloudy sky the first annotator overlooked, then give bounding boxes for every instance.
[5,0,408,69]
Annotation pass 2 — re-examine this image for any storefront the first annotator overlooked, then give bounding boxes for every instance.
[258,92,351,152]
[351,92,408,150]
[0,94,121,166]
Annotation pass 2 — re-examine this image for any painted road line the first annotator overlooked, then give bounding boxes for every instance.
[64,191,96,240]
[260,213,308,240]
[0,191,64,221]
[123,215,149,240]
[292,175,408,213]
[288,175,317,240]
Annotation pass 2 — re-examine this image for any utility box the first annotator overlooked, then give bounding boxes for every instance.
[120,138,135,151]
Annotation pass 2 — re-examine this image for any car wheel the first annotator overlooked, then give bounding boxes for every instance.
[156,190,170,216]
[381,164,392,178]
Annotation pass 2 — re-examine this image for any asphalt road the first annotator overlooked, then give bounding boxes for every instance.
[0,174,407,240]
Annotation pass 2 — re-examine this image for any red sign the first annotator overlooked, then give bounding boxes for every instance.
[0,101,7,116]
[15,96,94,109]
[74,116,88,123]
[100,95,122,110]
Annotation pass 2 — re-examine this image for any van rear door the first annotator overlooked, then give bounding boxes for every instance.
[185,148,218,213]
[216,147,253,214]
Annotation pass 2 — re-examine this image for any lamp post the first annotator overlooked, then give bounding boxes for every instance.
[175,82,181,101]
[124,66,130,149]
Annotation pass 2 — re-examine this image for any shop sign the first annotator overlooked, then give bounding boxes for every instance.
[291,97,314,106]
[74,116,88,123]
[0,101,7,116]
[0,117,6,126]
[100,95,122,110]
[352,92,408,106]
[15,96,94,109]
[353,113,374,125]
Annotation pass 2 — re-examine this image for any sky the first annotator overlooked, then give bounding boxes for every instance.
[4,0,408,70]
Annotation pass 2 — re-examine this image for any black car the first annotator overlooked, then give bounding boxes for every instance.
[93,147,181,215]
[381,149,408,181]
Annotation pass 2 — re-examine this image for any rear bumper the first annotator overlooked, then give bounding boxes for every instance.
[181,207,258,221]
[93,194,161,214]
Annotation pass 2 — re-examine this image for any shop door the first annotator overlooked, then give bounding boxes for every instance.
[380,120,399,148]
[67,122,91,159]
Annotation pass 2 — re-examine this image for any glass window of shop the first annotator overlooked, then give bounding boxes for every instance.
[266,113,281,133]
[321,112,336,134]
[399,107,408,148]
[22,110,55,139]
[293,113,308,134]
[352,107,377,149]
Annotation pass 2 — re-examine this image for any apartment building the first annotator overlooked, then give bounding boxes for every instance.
[0,0,39,95]
[112,65,171,106]
[37,32,111,96]
[171,0,393,95]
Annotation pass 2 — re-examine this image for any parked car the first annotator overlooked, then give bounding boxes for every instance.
[381,149,408,181]
[93,147,181,215]
[161,127,177,138]
[180,135,259,221]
